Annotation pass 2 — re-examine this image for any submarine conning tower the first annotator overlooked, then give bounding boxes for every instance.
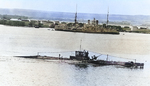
[70,50,90,60]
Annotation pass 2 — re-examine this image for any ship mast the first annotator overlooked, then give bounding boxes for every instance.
[106,7,109,26]
[75,4,77,24]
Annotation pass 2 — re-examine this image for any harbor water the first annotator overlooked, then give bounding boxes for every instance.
[0,25,150,86]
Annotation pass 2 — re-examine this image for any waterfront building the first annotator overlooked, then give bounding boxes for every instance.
[131,26,138,31]
[10,18,21,21]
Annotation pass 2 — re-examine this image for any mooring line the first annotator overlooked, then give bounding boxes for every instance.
[88,50,136,60]
[37,51,75,54]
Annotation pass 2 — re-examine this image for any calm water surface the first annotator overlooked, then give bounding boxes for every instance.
[0,25,150,86]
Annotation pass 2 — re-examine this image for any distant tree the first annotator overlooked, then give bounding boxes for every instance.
[38,22,43,27]
[49,23,55,28]
[18,18,21,20]
[47,21,53,23]
[116,26,123,31]
[1,20,7,25]
[103,24,106,28]
[61,22,66,24]
[3,16,6,20]
[124,26,129,28]
[28,22,34,27]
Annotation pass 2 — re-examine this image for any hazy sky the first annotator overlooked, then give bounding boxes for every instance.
[0,0,150,15]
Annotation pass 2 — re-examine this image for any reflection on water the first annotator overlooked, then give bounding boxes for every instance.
[0,56,150,86]
[0,25,150,86]
[75,64,89,68]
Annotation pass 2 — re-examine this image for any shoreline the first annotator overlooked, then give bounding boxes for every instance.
[2,24,150,35]
[55,29,120,35]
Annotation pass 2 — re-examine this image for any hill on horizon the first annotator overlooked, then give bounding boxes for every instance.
[0,8,150,25]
